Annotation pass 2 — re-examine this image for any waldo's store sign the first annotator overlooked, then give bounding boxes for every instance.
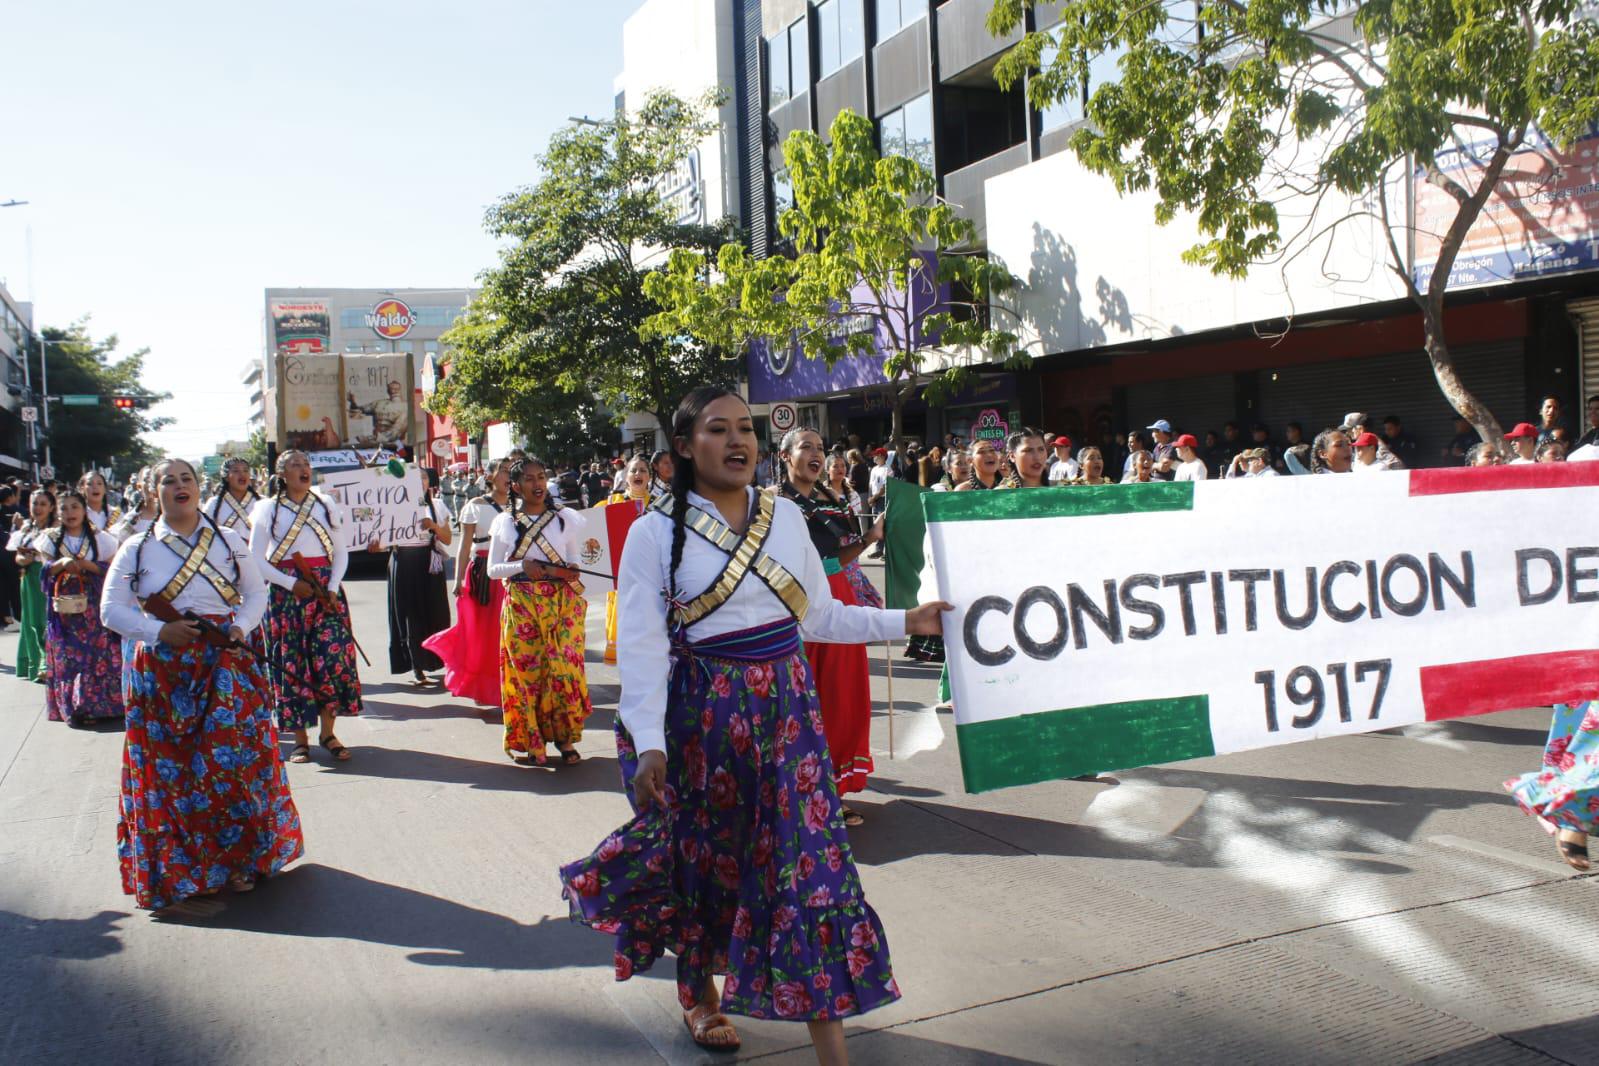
[366,298,415,340]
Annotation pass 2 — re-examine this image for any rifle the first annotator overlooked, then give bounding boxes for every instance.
[140,594,263,664]
[288,551,372,667]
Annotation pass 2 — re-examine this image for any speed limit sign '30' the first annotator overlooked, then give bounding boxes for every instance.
[770,403,797,436]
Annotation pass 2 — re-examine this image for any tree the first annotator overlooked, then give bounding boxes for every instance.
[644,109,1024,454]
[428,90,743,443]
[242,427,270,470]
[988,0,1599,443]
[34,322,170,479]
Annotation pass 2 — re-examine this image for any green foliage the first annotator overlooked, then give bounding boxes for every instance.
[35,322,170,478]
[242,427,269,470]
[988,0,1599,438]
[644,109,1025,449]
[430,90,743,444]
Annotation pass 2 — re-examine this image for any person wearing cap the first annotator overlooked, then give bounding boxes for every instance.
[1047,435,1079,484]
[1226,446,1278,478]
[1351,432,1386,473]
[1147,420,1177,480]
[1341,411,1402,469]
[1506,422,1539,464]
[1171,434,1207,481]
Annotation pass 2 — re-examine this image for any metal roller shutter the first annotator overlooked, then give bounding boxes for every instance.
[1571,298,1599,407]
[1256,340,1526,462]
[1124,372,1237,441]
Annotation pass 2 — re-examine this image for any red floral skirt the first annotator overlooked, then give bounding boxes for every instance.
[805,571,874,794]
[118,633,305,909]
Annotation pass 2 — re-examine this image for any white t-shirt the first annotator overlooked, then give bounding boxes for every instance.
[868,464,890,502]
[458,496,509,550]
[1174,459,1208,482]
[1048,458,1080,484]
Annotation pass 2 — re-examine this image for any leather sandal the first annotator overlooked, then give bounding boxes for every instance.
[288,744,311,764]
[683,1003,740,1052]
[1556,831,1590,872]
[319,734,352,762]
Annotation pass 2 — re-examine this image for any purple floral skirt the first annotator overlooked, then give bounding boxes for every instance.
[559,618,899,1021]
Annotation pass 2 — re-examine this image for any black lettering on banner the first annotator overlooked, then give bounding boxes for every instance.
[1162,571,1205,636]
[1068,580,1123,649]
[1014,586,1068,660]
[1427,551,1475,610]
[1516,548,1562,606]
[1272,567,1318,630]
[1228,569,1270,631]
[1209,572,1228,635]
[1319,561,1366,623]
[1380,554,1429,616]
[1566,547,1599,604]
[964,595,1016,666]
[1365,559,1383,619]
[1258,659,1391,732]
[1119,573,1165,639]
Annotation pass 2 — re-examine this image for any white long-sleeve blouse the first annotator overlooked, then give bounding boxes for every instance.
[485,506,587,581]
[616,487,906,756]
[101,519,269,645]
[247,492,349,593]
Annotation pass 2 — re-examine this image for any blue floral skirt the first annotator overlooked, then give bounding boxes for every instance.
[1505,700,1599,834]
[559,618,900,1021]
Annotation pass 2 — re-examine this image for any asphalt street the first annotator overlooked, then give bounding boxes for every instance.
[1,561,1595,1065]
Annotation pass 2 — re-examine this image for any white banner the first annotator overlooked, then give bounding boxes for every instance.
[924,464,1599,792]
[320,466,429,550]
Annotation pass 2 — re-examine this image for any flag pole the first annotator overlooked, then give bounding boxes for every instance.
[886,640,895,760]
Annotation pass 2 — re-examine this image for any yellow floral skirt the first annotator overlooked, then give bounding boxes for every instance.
[500,578,592,761]
[604,590,619,664]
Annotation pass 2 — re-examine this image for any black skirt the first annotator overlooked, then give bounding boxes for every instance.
[387,546,450,674]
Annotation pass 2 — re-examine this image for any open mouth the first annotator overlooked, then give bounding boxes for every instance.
[726,453,749,470]
[805,460,822,475]
[173,492,192,504]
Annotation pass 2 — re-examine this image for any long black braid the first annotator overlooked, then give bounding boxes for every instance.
[665,386,743,614]
[507,455,563,533]
[52,489,101,562]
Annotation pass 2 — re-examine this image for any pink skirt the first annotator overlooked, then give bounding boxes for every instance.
[422,559,506,707]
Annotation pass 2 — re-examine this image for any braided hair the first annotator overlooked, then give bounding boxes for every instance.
[134,457,236,595]
[665,386,743,611]
[52,489,102,561]
[220,457,260,503]
[507,455,563,530]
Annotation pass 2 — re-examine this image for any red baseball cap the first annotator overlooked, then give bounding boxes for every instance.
[872,447,888,457]
[1052,435,1072,448]
[1504,422,1539,439]
[1172,433,1199,449]
[1352,431,1380,447]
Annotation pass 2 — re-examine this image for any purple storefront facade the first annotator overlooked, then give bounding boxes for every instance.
[744,263,1022,446]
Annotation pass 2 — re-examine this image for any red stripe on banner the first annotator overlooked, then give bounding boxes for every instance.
[604,499,645,580]
[1421,650,1599,720]
[1408,462,1599,497]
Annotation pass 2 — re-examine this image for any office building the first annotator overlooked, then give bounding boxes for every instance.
[0,280,35,475]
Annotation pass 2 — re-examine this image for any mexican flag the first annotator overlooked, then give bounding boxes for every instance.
[571,499,648,593]
[880,477,947,756]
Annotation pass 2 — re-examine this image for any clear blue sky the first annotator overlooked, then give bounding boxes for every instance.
[0,0,631,459]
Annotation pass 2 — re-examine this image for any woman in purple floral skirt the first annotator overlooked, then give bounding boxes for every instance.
[560,387,949,1064]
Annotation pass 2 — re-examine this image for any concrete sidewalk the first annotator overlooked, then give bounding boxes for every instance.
[1,563,1595,1065]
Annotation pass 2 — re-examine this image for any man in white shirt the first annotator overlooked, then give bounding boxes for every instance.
[1226,447,1279,478]
[866,449,890,558]
[1505,422,1538,464]
[1171,434,1208,481]
[1351,432,1387,473]
[1046,435,1079,484]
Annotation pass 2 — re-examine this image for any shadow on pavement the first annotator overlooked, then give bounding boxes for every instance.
[358,697,499,723]
[277,739,626,795]
[0,908,129,961]
[158,862,605,970]
[837,1029,1054,1065]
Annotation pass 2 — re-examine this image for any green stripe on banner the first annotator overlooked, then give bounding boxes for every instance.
[954,696,1215,792]
[883,478,930,610]
[922,481,1194,523]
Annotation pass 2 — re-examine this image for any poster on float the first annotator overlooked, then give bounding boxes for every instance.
[275,353,346,451]
[344,354,417,450]
[925,463,1599,793]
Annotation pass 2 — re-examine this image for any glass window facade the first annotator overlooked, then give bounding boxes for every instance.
[790,19,810,93]
[1037,43,1082,131]
[816,0,864,78]
[875,0,924,43]
[768,18,810,112]
[877,92,934,172]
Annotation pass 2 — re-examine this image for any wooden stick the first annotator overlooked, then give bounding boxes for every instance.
[886,639,895,760]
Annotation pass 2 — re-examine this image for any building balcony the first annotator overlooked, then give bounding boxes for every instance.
[943,141,1032,245]
[240,359,263,386]
[937,0,1023,85]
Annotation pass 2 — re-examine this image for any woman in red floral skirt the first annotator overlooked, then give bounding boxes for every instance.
[102,458,303,909]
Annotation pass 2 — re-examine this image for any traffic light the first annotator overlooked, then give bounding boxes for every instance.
[113,396,136,411]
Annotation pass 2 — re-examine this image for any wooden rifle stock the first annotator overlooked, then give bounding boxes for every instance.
[140,594,262,663]
[288,551,371,667]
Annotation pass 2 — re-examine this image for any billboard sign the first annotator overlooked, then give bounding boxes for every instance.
[366,298,416,340]
[270,299,331,355]
[1414,126,1599,290]
[344,353,416,449]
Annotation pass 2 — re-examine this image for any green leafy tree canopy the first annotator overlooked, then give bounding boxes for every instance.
[989,0,1599,441]
[644,109,1025,453]
[430,90,743,444]
[36,321,171,479]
